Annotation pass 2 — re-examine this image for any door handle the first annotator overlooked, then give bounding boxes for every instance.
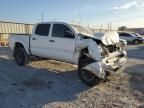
[32,38,36,40]
[49,40,55,42]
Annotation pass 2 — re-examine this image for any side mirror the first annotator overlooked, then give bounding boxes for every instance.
[64,31,74,39]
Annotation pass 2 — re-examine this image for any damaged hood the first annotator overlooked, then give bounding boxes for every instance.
[93,31,120,46]
[71,24,119,46]
[71,24,94,37]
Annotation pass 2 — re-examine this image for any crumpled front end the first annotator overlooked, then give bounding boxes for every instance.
[77,38,106,79]
[102,50,127,72]
[76,36,127,79]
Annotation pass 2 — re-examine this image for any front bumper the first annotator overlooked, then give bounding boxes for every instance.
[83,51,127,79]
[77,38,127,79]
[102,51,127,71]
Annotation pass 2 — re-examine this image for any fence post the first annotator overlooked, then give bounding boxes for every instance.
[0,33,1,46]
[24,24,28,34]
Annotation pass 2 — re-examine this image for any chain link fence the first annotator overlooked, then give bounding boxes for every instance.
[0,21,119,46]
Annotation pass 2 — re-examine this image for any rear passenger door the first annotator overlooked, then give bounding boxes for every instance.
[48,23,76,63]
[30,23,51,57]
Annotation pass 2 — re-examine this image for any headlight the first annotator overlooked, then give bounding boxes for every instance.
[98,46,103,53]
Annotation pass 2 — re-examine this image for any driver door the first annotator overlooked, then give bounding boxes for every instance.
[48,23,76,63]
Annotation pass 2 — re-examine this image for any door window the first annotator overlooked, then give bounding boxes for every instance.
[119,33,132,37]
[52,24,74,39]
[35,24,50,36]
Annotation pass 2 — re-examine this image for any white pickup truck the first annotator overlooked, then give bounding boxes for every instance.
[8,22,127,86]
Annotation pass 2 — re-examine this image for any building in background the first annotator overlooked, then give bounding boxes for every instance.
[0,21,33,46]
[118,26,144,35]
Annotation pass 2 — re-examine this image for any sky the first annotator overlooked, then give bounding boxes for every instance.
[0,0,144,29]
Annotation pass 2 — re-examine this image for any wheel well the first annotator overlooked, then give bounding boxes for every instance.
[79,48,88,58]
[14,43,25,53]
[78,48,96,66]
[15,42,24,48]
[78,48,89,65]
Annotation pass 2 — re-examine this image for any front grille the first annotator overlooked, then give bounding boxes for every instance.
[106,45,118,53]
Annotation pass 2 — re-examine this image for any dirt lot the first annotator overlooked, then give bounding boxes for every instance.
[0,45,144,108]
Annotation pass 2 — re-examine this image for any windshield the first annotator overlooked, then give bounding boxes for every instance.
[70,24,93,35]
[132,33,142,37]
[94,33,104,37]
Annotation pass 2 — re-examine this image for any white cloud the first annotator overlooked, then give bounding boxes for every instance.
[109,1,138,10]
[136,3,144,8]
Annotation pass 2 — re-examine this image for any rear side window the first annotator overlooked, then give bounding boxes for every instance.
[35,24,50,36]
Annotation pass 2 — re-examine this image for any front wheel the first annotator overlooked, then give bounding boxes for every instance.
[78,58,102,87]
[14,47,29,66]
[133,40,139,45]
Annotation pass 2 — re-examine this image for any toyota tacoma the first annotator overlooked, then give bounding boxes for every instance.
[8,22,127,86]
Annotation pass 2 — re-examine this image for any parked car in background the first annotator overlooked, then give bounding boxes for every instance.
[132,33,144,37]
[118,32,144,44]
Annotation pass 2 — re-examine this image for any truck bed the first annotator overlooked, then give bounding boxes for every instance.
[8,34,30,53]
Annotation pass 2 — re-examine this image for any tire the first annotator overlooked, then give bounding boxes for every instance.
[133,40,139,45]
[14,47,28,66]
[78,58,102,87]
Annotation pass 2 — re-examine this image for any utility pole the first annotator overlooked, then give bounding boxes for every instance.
[110,22,112,30]
[108,22,112,30]
[108,23,109,31]
[100,24,102,32]
[87,23,90,29]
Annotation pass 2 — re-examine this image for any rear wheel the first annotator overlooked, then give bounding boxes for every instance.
[78,58,102,87]
[14,47,28,66]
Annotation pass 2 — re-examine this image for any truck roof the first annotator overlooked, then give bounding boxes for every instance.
[36,21,69,25]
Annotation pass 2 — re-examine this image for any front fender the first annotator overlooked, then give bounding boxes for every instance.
[76,39,102,61]
[83,62,106,79]
[76,38,106,79]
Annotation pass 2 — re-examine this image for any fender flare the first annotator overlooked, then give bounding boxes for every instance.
[14,40,30,55]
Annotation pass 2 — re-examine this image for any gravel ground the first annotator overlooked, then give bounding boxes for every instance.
[0,45,144,108]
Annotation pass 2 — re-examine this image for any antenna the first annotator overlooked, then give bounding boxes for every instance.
[41,13,44,22]
[78,9,81,25]
[53,18,55,22]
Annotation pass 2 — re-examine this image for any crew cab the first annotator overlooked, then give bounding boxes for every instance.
[8,22,127,86]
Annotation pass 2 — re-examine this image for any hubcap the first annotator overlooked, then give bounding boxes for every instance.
[134,40,138,44]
